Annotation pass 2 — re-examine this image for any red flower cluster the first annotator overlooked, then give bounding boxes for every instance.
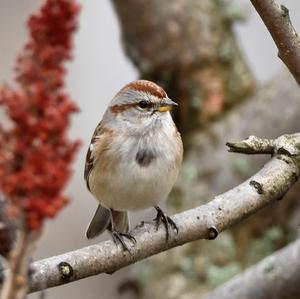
[0,0,80,230]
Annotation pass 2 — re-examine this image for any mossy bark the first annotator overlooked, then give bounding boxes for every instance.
[112,0,255,133]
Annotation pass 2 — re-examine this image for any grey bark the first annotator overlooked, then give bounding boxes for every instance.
[27,133,300,293]
[203,237,300,299]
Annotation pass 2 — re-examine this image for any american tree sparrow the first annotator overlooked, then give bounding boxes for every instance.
[84,80,183,250]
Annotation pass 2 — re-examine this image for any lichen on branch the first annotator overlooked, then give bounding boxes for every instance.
[227,133,300,156]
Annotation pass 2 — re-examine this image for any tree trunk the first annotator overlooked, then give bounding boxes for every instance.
[112,0,255,132]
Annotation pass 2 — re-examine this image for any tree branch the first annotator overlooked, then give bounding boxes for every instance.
[181,69,300,204]
[250,0,300,84]
[203,237,300,299]
[27,134,300,293]
[227,133,300,156]
[137,70,300,298]
[227,136,275,155]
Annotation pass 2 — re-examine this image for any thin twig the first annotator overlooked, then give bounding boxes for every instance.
[27,134,300,293]
[250,0,300,84]
[226,135,274,154]
[1,231,38,299]
[226,133,300,156]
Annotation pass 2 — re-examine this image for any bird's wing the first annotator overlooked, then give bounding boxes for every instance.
[84,121,108,191]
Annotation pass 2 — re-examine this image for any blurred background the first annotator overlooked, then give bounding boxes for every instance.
[0,0,299,298]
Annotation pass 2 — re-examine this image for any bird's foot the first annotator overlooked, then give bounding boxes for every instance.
[111,230,136,252]
[154,206,178,241]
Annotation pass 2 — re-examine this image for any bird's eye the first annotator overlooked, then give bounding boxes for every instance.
[138,100,148,109]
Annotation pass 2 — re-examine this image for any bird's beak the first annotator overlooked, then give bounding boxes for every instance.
[157,98,178,112]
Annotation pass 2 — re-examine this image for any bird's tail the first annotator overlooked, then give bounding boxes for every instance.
[86,205,129,239]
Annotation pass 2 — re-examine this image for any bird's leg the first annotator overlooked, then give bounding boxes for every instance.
[111,231,133,252]
[109,210,136,252]
[154,206,178,241]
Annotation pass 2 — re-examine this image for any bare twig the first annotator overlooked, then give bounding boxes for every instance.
[1,231,38,299]
[227,133,300,156]
[203,237,300,299]
[226,136,275,155]
[27,134,300,293]
[250,0,300,84]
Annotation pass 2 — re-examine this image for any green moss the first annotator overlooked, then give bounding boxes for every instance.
[221,0,247,22]
[294,142,300,151]
[246,227,287,265]
[265,227,284,242]
[219,39,233,63]
[231,158,252,178]
[181,162,198,181]
[207,262,241,287]
[213,232,236,261]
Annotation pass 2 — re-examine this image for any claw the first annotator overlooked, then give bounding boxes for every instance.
[154,206,178,241]
[120,232,136,243]
[111,231,136,252]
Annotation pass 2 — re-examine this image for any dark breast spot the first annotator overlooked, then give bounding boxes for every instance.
[135,149,157,167]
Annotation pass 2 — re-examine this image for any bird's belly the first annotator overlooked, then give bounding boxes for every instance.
[89,118,182,212]
[90,156,178,211]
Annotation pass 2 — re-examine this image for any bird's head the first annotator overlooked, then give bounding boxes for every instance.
[107,80,178,127]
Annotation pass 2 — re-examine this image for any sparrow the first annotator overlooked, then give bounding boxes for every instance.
[84,80,183,250]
